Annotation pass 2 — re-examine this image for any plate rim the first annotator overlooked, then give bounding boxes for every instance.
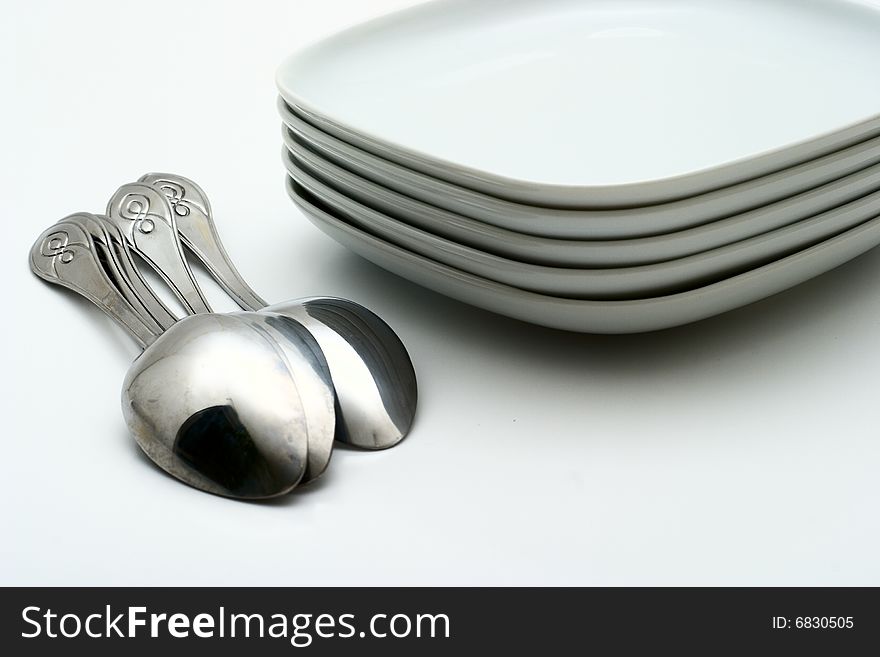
[277,0,880,207]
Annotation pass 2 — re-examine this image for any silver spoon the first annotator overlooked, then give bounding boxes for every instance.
[30,219,330,498]
[103,184,337,483]
[140,172,418,449]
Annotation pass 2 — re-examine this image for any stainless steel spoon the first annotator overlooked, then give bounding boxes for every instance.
[103,184,337,482]
[140,172,418,449]
[102,183,336,483]
[30,219,331,497]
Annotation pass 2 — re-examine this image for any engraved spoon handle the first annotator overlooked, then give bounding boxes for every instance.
[95,215,179,331]
[105,183,212,315]
[63,212,167,336]
[30,221,161,348]
[139,173,267,311]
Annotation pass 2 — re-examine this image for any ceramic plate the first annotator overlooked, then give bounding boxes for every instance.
[285,177,880,333]
[285,159,880,300]
[284,138,880,268]
[281,105,880,239]
[277,0,880,207]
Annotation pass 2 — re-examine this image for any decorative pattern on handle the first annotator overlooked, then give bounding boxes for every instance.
[30,220,161,348]
[154,180,193,218]
[116,193,157,234]
[138,172,267,311]
[41,230,75,264]
[106,183,213,315]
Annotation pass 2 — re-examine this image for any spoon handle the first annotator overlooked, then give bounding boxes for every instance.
[30,220,161,348]
[105,183,213,315]
[62,213,167,336]
[139,173,267,311]
[95,215,179,331]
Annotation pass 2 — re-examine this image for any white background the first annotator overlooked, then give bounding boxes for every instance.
[2,0,880,586]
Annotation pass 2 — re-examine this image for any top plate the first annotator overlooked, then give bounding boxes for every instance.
[277,0,880,208]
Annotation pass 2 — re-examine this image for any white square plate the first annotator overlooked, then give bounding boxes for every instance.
[277,0,880,207]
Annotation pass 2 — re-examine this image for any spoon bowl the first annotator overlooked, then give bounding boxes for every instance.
[124,312,311,498]
[267,297,417,449]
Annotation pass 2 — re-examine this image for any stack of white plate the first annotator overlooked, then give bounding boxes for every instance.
[277,0,880,333]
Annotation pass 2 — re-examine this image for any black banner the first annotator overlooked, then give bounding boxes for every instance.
[1,587,876,654]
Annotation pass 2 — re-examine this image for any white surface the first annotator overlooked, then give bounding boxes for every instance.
[3,0,880,586]
[278,0,880,206]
